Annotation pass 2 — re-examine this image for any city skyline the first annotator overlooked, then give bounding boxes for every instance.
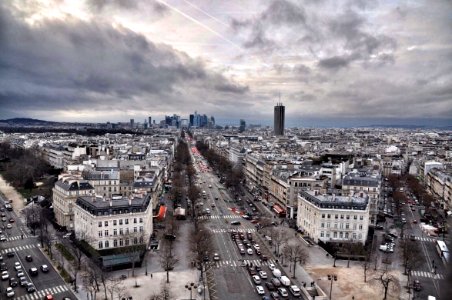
[0,1,451,125]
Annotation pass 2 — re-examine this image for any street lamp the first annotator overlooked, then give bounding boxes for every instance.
[327,274,337,300]
[185,282,197,300]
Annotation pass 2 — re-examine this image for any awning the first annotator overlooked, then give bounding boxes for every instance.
[154,205,167,221]
[272,204,286,214]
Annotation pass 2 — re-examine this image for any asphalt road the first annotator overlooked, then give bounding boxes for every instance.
[0,194,77,300]
[191,149,302,300]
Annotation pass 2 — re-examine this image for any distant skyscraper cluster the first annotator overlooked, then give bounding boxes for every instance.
[189,111,215,128]
[274,103,285,136]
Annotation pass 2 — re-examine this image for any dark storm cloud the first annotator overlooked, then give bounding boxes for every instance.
[0,3,247,115]
[318,56,352,69]
[231,0,307,50]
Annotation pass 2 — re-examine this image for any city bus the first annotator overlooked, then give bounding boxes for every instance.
[435,240,449,264]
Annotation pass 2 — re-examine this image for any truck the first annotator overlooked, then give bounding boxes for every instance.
[272,268,282,278]
[280,275,291,287]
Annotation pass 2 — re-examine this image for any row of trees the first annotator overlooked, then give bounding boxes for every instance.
[195,141,244,191]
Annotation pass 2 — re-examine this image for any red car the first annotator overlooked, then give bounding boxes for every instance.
[8,218,14,223]
[45,295,54,300]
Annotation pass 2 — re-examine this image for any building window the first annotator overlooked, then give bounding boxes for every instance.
[98,241,103,249]
[345,223,349,229]
[125,219,129,225]
[359,225,363,230]
[134,218,137,224]
[104,221,108,227]
[334,223,338,229]
[139,218,143,223]
[119,239,123,246]
[133,237,138,245]
[105,240,109,248]
[139,226,143,232]
[326,232,330,238]
[340,214,344,219]
[335,214,338,219]
[327,223,330,228]
[346,215,350,220]
[98,222,102,227]
[340,223,344,229]
[358,233,362,239]
[354,215,357,220]
[113,239,118,247]
[105,230,109,237]
[321,223,325,228]
[120,228,123,235]
[113,229,117,236]
[125,239,129,246]
[333,232,337,238]
[134,227,137,233]
[353,224,357,230]
[345,232,349,238]
[339,232,343,238]
[98,231,102,237]
[126,228,129,234]
[353,233,357,239]
[119,219,123,225]
[321,214,325,219]
[360,216,363,220]
[113,220,117,226]
[327,214,331,219]
[320,232,324,237]
[139,236,144,243]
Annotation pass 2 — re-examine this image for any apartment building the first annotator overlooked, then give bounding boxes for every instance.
[53,176,94,229]
[73,193,153,251]
[426,168,452,209]
[297,190,370,245]
[83,170,120,197]
[342,173,381,225]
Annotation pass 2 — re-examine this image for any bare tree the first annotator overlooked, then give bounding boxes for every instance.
[190,225,214,286]
[400,238,423,275]
[159,238,179,283]
[374,271,398,300]
[363,250,371,283]
[270,227,290,257]
[282,241,309,278]
[106,278,125,300]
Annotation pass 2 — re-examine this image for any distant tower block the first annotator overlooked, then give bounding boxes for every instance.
[274,103,285,136]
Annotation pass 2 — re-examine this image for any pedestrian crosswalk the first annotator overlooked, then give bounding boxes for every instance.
[7,234,31,241]
[214,258,276,268]
[14,284,69,300]
[414,236,437,243]
[411,270,445,280]
[198,214,241,220]
[211,228,256,234]
[0,243,37,254]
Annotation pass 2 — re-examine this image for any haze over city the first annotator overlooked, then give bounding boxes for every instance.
[0,0,451,127]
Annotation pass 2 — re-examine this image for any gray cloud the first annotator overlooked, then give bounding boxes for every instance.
[0,3,247,118]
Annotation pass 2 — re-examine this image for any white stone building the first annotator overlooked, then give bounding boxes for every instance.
[73,193,153,251]
[297,191,370,245]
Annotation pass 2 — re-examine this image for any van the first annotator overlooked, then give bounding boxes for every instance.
[280,275,290,286]
[427,296,436,300]
[272,268,282,278]
[289,285,301,297]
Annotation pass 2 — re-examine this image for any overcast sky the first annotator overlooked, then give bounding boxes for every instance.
[0,0,451,126]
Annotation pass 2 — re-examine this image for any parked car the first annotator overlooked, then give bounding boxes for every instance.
[289,285,301,297]
[6,224,12,229]
[259,271,268,279]
[1,271,9,280]
[271,277,281,287]
[213,253,220,261]
[9,277,18,287]
[26,282,36,293]
[25,255,33,262]
[270,291,280,299]
[268,263,276,271]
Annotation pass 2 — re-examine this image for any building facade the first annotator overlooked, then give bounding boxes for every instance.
[73,193,153,251]
[297,191,370,245]
[53,177,94,229]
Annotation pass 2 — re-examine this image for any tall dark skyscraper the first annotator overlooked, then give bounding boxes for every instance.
[274,103,285,136]
[239,119,246,133]
[148,116,152,126]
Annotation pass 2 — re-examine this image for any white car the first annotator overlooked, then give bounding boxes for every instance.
[247,248,253,255]
[253,244,260,251]
[252,275,261,284]
[209,185,212,188]
[268,263,276,271]
[259,271,267,279]
[1,271,9,280]
[6,224,12,229]
[256,285,265,295]
[278,287,289,297]
[6,287,14,297]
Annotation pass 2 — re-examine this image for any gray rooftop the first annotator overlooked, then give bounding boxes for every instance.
[76,194,151,216]
[55,180,93,191]
[342,174,380,187]
[300,190,368,211]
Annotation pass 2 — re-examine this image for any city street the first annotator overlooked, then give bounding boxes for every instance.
[191,147,306,300]
[0,193,76,300]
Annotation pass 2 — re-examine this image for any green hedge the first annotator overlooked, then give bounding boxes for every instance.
[57,265,72,283]
[55,243,75,261]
